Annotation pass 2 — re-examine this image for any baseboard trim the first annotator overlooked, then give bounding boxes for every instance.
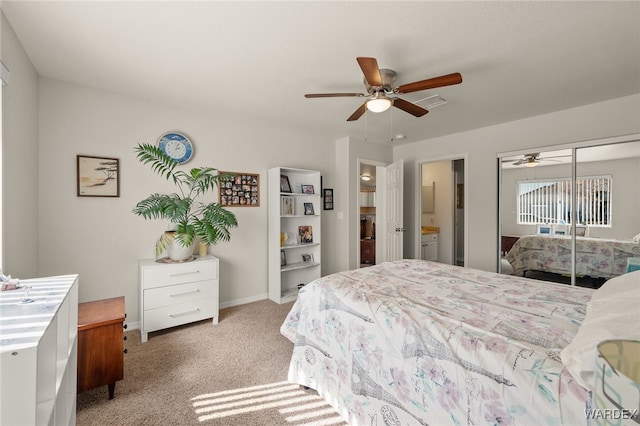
[219,293,269,310]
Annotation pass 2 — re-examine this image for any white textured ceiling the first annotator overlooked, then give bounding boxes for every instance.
[2,1,639,145]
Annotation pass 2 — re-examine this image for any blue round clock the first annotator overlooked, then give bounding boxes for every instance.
[158,132,193,164]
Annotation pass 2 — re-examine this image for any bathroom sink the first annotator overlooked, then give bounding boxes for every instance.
[421,226,439,234]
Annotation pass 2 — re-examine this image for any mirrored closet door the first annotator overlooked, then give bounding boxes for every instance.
[498,136,640,287]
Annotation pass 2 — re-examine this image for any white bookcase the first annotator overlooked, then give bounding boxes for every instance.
[268,167,322,303]
[0,275,79,426]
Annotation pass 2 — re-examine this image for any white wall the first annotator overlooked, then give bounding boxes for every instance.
[32,77,336,323]
[1,13,39,277]
[394,94,640,272]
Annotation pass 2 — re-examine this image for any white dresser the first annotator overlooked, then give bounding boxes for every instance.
[139,255,219,342]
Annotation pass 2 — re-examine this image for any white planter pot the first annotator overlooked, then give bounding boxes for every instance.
[165,233,195,261]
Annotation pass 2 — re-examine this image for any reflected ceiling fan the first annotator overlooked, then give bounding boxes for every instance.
[508,153,569,167]
[305,57,462,121]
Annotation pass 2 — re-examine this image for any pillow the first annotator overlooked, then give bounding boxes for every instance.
[560,270,640,390]
[633,233,640,243]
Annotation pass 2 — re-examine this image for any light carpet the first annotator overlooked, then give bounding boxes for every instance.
[76,299,347,425]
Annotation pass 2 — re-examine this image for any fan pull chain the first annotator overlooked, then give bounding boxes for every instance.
[364,109,368,141]
[389,107,393,142]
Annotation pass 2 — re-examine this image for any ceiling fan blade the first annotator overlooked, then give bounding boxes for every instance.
[347,103,368,121]
[392,98,429,117]
[512,159,525,166]
[356,57,383,87]
[305,93,365,98]
[396,72,462,94]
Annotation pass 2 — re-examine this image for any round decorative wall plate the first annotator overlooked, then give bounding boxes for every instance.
[157,131,194,164]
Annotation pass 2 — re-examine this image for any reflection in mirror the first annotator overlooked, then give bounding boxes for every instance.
[499,139,640,288]
[499,149,573,285]
[575,141,640,282]
[422,182,434,213]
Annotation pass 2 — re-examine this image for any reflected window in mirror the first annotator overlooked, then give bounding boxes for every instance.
[499,139,640,288]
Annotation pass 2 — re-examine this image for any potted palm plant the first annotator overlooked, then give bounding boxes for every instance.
[133,143,238,261]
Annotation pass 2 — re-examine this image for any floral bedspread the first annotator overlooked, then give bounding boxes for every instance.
[281,259,594,425]
[506,235,640,279]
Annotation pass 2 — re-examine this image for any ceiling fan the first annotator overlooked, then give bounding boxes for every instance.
[304,57,462,121]
[508,153,568,167]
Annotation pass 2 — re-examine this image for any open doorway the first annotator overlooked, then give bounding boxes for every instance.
[357,158,402,268]
[417,157,467,266]
[359,162,378,267]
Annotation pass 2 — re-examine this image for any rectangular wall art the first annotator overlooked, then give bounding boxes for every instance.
[218,171,260,207]
[77,155,120,197]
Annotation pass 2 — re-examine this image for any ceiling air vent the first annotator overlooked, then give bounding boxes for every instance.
[415,94,447,110]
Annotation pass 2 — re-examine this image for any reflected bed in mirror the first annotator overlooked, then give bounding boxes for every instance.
[498,137,640,287]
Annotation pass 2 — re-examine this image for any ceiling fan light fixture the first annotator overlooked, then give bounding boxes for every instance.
[366,93,393,113]
[525,160,539,167]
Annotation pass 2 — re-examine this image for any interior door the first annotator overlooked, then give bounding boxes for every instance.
[385,159,404,261]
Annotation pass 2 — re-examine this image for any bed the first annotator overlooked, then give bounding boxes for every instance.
[280,259,632,425]
[505,234,640,279]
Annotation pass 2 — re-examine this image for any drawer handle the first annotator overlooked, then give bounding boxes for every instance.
[168,289,201,297]
[169,270,200,277]
[169,308,200,318]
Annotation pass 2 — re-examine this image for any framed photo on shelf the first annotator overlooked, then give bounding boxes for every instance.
[301,184,315,194]
[323,188,334,210]
[301,253,313,263]
[303,202,314,215]
[280,250,286,266]
[218,171,260,207]
[281,196,294,215]
[77,155,120,197]
[280,175,292,193]
[298,225,313,243]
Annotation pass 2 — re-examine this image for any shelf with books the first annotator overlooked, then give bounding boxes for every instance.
[269,167,321,303]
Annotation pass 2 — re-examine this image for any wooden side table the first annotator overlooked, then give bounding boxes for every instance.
[77,296,126,399]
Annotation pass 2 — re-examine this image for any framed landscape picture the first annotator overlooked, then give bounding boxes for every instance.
[77,155,120,197]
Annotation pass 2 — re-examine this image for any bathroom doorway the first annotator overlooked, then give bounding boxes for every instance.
[418,156,467,266]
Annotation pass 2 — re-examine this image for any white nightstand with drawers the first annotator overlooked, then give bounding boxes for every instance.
[139,255,219,342]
